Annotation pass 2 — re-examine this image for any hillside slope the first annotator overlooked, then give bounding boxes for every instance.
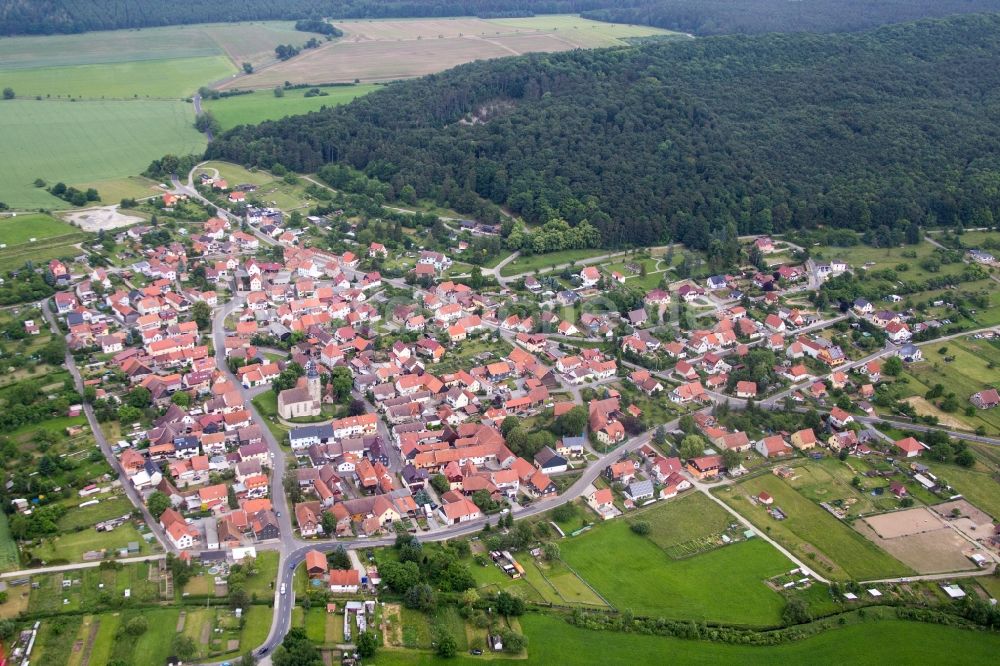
[207,14,1000,248]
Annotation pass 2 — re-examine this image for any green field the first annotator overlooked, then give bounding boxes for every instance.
[900,337,1000,434]
[499,248,612,277]
[0,99,204,209]
[1,56,236,100]
[626,491,733,556]
[31,523,150,563]
[491,14,685,47]
[56,496,135,532]
[373,613,1000,665]
[206,84,381,130]
[922,462,1000,520]
[715,475,912,581]
[0,213,78,245]
[0,512,19,571]
[560,519,790,625]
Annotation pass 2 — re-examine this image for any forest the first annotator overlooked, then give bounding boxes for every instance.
[581,0,1000,35]
[205,14,1000,250]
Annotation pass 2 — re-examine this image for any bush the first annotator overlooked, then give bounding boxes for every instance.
[630,521,650,536]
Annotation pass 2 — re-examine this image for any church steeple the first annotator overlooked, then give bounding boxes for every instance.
[306,359,321,403]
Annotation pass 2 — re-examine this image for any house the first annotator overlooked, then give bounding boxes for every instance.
[853,298,873,314]
[686,455,723,479]
[670,381,706,404]
[971,389,1000,409]
[735,381,757,399]
[305,549,329,578]
[579,266,600,287]
[534,447,568,474]
[885,321,911,343]
[626,479,655,502]
[790,428,817,450]
[758,491,774,505]
[328,568,361,594]
[605,461,635,485]
[586,488,616,519]
[755,435,792,458]
[897,344,923,363]
[438,498,482,525]
[706,275,728,291]
[894,437,926,458]
[828,407,854,429]
[754,237,774,253]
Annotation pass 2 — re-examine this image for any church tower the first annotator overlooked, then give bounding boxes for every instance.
[306,360,321,404]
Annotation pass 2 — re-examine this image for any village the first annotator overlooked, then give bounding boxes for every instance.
[0,161,999,664]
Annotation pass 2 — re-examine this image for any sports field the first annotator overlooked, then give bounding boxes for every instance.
[205,84,381,130]
[223,16,682,89]
[560,519,790,625]
[0,100,204,209]
[715,475,913,581]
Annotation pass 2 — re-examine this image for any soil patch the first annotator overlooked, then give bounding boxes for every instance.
[862,507,946,539]
[63,205,143,232]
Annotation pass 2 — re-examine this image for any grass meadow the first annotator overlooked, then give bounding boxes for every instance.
[715,475,913,581]
[0,99,204,209]
[559,518,790,625]
[372,613,1000,665]
[0,213,77,245]
[205,84,381,130]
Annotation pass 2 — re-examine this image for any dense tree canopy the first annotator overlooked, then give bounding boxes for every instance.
[208,15,1000,248]
[581,0,1000,36]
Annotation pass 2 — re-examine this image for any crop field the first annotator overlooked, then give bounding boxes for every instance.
[1,56,236,100]
[0,99,204,210]
[560,519,790,625]
[205,84,381,130]
[0,21,304,71]
[222,16,681,89]
[715,474,913,581]
[70,176,163,203]
[898,337,1000,434]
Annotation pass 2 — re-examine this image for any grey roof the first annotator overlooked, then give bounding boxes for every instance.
[627,479,655,499]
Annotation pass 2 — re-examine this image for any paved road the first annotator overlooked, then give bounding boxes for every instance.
[42,299,175,555]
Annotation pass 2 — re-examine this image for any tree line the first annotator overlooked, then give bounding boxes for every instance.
[207,14,1000,249]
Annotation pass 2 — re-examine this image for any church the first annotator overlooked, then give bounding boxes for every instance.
[277,361,322,420]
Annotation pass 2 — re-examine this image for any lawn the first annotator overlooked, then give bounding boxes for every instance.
[626,491,733,557]
[33,615,83,666]
[109,608,179,665]
[520,556,606,607]
[31,523,150,563]
[87,612,121,666]
[371,613,1000,665]
[0,511,19,571]
[205,84,381,130]
[240,605,272,653]
[1,56,235,99]
[242,550,280,597]
[0,99,204,210]
[715,475,912,581]
[499,248,612,277]
[559,520,790,625]
[56,496,135,531]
